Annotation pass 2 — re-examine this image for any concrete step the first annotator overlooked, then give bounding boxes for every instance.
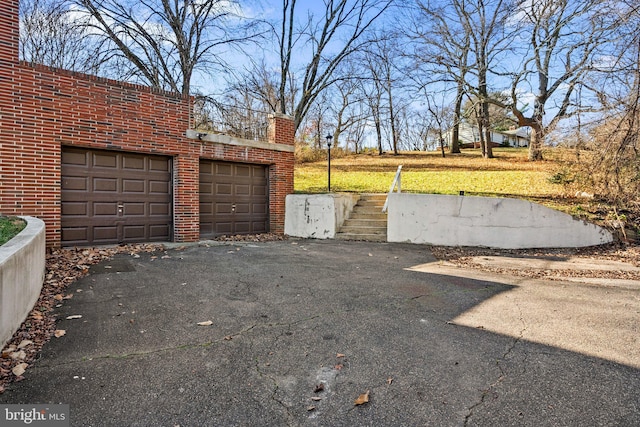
[355,206,385,214]
[335,193,388,242]
[338,225,387,234]
[350,213,387,220]
[357,199,386,208]
[360,193,387,201]
[343,218,387,227]
[335,232,387,242]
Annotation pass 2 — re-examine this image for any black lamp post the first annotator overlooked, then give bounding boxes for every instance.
[325,133,333,192]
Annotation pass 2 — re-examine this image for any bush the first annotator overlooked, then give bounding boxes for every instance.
[295,144,352,163]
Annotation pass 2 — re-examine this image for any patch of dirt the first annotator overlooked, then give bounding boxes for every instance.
[0,244,164,394]
[430,242,640,281]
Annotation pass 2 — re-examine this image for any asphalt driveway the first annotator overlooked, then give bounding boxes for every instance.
[1,239,638,426]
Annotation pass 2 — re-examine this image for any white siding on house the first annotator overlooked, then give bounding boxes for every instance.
[445,122,529,148]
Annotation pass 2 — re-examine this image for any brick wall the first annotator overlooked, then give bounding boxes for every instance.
[0,0,294,246]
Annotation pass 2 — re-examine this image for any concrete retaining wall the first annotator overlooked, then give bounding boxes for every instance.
[285,194,359,239]
[0,217,46,348]
[387,194,613,249]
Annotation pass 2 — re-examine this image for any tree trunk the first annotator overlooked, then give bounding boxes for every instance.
[528,122,544,161]
[375,116,383,155]
[481,100,494,158]
[451,82,464,154]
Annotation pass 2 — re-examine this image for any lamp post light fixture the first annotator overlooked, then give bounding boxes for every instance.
[325,133,333,192]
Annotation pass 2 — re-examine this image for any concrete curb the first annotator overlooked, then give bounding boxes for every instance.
[0,217,46,347]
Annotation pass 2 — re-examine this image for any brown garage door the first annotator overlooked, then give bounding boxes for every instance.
[199,160,268,239]
[61,147,172,246]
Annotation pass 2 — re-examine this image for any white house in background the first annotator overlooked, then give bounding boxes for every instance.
[445,122,530,148]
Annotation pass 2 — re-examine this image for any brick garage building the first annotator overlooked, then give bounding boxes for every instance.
[0,1,294,247]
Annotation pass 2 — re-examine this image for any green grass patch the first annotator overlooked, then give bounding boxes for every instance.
[0,216,26,246]
[295,148,563,198]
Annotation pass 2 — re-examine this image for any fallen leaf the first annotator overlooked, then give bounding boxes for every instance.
[223,335,233,341]
[387,377,393,386]
[17,340,33,349]
[307,406,316,412]
[66,315,82,320]
[54,294,64,301]
[354,390,370,406]
[334,364,344,370]
[63,294,74,300]
[368,253,373,257]
[336,353,345,358]
[197,321,213,326]
[314,383,325,393]
[12,363,28,377]
[54,330,66,338]
[10,351,26,360]
[310,396,322,401]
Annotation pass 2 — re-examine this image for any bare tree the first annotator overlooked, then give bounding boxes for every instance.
[330,71,368,151]
[453,0,516,158]
[503,0,617,160]
[570,0,640,207]
[71,0,263,95]
[410,0,471,154]
[19,0,105,73]
[276,0,393,130]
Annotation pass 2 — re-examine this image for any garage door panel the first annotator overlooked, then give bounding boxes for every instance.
[236,184,250,195]
[122,155,145,170]
[200,160,269,239]
[62,176,88,191]
[235,203,250,214]
[61,227,87,242]
[149,180,170,194]
[253,185,267,196]
[149,224,171,239]
[216,203,233,214]
[216,183,232,195]
[93,226,118,242]
[62,150,88,166]
[253,203,267,214]
[216,163,233,175]
[122,225,145,240]
[93,152,117,168]
[124,203,145,216]
[62,147,172,246]
[123,179,145,193]
[252,221,267,233]
[149,158,170,172]
[94,202,118,216]
[93,178,118,192]
[62,202,87,216]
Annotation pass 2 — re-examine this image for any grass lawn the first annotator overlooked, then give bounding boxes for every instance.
[0,216,26,246]
[295,147,563,198]
[294,147,629,226]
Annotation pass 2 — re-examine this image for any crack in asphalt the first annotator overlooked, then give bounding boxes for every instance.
[254,358,296,426]
[463,299,528,426]
[35,314,324,368]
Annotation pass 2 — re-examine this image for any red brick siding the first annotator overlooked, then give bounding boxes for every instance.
[0,0,293,247]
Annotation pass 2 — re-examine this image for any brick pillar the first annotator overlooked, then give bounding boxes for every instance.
[267,113,295,234]
[0,0,19,64]
[173,154,200,242]
[268,113,295,146]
